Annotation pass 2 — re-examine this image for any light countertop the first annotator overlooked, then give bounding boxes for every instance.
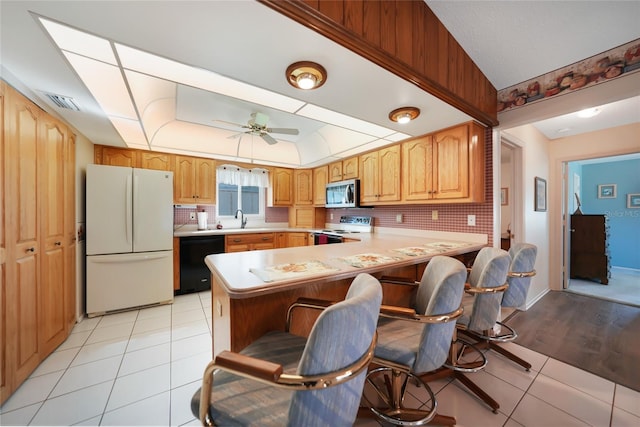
[205,233,485,299]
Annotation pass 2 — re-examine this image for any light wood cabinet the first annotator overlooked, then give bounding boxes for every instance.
[1,83,76,404]
[4,86,41,398]
[294,169,313,205]
[401,122,485,203]
[39,116,69,356]
[269,167,293,206]
[359,145,400,204]
[275,232,309,248]
[289,206,326,229]
[174,155,215,204]
[0,83,5,401]
[312,166,328,205]
[225,233,275,252]
[140,151,172,171]
[98,146,138,167]
[328,157,358,182]
[287,232,309,247]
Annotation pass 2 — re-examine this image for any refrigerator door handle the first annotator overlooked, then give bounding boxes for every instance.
[133,172,139,248]
[89,252,170,263]
[126,174,133,246]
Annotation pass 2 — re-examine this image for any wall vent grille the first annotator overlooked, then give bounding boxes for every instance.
[44,93,81,111]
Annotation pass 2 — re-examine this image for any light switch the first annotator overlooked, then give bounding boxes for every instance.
[467,215,476,226]
[432,210,438,220]
[396,214,403,223]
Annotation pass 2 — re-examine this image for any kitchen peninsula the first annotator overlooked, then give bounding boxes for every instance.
[205,234,485,357]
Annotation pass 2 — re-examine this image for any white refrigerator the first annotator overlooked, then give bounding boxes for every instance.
[86,164,174,316]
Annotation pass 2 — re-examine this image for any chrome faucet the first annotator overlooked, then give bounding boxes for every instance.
[235,209,248,229]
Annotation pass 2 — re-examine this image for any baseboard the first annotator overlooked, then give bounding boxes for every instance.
[610,266,640,276]
[524,287,550,311]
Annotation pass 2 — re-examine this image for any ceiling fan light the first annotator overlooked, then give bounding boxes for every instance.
[389,107,420,123]
[286,61,327,90]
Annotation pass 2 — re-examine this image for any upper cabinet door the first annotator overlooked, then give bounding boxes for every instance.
[294,169,313,205]
[402,136,434,201]
[312,166,328,205]
[433,125,469,200]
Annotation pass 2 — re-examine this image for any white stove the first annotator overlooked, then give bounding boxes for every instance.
[314,216,372,243]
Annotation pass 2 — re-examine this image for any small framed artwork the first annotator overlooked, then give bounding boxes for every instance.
[501,188,508,205]
[534,177,547,212]
[628,193,640,209]
[598,183,617,199]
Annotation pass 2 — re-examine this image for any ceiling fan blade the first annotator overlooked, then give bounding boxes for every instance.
[261,133,278,145]
[227,131,245,139]
[266,127,299,135]
[213,119,246,127]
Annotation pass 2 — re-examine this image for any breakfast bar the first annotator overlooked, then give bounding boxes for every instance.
[205,234,485,357]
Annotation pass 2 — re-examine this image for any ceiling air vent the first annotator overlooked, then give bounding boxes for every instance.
[44,93,81,111]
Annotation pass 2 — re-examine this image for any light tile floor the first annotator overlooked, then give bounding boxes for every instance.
[1,290,639,426]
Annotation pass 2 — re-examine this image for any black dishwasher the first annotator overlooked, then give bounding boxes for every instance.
[178,235,225,295]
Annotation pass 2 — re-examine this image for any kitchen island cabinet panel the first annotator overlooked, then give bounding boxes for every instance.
[205,235,484,357]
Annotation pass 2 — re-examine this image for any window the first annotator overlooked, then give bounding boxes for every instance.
[216,165,269,217]
[218,183,261,216]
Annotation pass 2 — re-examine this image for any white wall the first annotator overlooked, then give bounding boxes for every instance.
[500,125,551,307]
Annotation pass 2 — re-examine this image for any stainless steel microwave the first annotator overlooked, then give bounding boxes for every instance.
[325,179,360,208]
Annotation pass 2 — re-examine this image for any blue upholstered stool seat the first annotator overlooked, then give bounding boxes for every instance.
[191,331,304,426]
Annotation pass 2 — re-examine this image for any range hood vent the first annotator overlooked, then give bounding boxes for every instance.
[44,93,81,111]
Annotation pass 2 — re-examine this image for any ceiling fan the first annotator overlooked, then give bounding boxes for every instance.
[215,112,299,145]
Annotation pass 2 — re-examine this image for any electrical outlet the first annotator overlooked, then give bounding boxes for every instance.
[330,213,334,220]
[396,214,403,223]
[467,215,476,226]
[432,210,438,220]
[190,212,196,220]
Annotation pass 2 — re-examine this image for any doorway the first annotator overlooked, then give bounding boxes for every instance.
[562,154,640,307]
[500,140,520,251]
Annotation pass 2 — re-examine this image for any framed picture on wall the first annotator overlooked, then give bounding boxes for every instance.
[598,184,617,199]
[534,177,547,212]
[501,188,508,205]
[628,193,640,208]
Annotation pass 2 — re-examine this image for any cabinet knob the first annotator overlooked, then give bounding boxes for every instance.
[26,247,35,253]
[570,228,575,232]
[55,241,62,246]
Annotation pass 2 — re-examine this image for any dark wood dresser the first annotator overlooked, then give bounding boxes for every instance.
[570,214,610,284]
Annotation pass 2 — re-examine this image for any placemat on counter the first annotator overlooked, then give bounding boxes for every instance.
[423,241,473,250]
[250,260,339,282]
[338,253,403,268]
[391,246,444,257]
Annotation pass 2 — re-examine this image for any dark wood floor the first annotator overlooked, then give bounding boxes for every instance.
[505,290,640,392]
